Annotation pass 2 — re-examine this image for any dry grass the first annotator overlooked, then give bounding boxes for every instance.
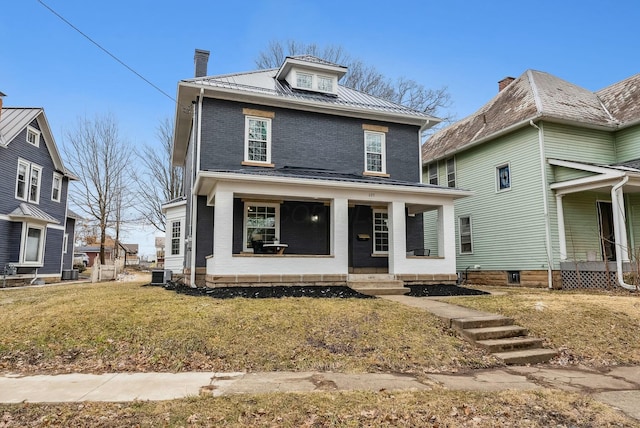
[0,281,496,375]
[0,389,636,427]
[442,286,640,366]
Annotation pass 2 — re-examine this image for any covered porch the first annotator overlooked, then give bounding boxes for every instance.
[192,171,469,287]
[550,159,640,289]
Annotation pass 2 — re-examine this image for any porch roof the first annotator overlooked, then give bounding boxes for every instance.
[549,158,640,195]
[9,203,60,224]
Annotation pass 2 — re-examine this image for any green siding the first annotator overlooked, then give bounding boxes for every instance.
[551,165,596,183]
[453,127,550,271]
[544,122,616,164]
[422,209,439,256]
[615,125,640,162]
[562,192,608,261]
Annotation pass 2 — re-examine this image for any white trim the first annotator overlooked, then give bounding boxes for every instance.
[15,159,42,204]
[51,172,62,202]
[372,208,389,254]
[458,215,473,254]
[15,159,29,200]
[446,157,456,188]
[19,223,46,266]
[170,219,183,256]
[28,164,42,204]
[364,130,386,174]
[427,161,438,185]
[496,162,511,192]
[46,224,65,231]
[548,158,628,175]
[63,233,69,254]
[243,201,280,252]
[26,126,41,147]
[244,116,272,164]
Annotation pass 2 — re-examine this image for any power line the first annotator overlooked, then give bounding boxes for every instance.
[37,0,178,105]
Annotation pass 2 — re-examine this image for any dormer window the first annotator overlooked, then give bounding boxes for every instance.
[276,56,346,96]
[296,72,313,89]
[317,75,334,92]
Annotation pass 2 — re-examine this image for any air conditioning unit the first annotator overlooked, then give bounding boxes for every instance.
[151,269,172,285]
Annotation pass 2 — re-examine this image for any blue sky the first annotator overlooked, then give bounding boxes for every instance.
[3,0,640,257]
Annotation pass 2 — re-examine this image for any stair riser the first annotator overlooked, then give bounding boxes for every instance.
[477,340,543,353]
[348,282,405,288]
[463,328,528,341]
[353,288,409,296]
[452,317,514,330]
[499,352,557,365]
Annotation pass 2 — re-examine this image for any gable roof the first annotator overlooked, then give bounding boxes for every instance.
[423,70,639,162]
[0,107,76,178]
[173,56,440,165]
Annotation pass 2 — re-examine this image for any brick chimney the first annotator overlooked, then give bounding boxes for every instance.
[194,49,210,78]
[498,77,515,92]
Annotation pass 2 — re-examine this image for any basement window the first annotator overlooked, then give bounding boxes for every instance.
[507,271,521,284]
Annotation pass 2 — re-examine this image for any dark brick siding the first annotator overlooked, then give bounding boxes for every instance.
[195,196,214,266]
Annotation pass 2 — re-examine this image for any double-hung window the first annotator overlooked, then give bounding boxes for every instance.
[245,116,271,164]
[446,157,456,188]
[373,209,389,254]
[364,131,386,174]
[52,172,62,202]
[171,220,181,255]
[16,159,42,204]
[244,202,279,251]
[427,161,438,185]
[21,224,45,265]
[458,216,473,254]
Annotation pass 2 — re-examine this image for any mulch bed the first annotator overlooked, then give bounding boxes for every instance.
[150,281,488,299]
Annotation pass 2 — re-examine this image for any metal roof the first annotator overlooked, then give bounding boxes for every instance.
[9,203,60,224]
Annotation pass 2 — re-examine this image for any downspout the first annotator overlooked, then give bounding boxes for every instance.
[611,176,635,290]
[189,89,204,287]
[529,120,554,288]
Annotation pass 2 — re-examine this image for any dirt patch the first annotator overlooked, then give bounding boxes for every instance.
[407,284,490,297]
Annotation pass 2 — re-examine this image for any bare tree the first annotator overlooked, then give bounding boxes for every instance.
[255,40,453,121]
[132,117,183,232]
[64,114,133,265]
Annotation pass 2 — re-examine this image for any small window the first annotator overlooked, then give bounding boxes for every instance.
[22,224,45,264]
[317,75,333,92]
[244,116,271,164]
[497,164,511,191]
[458,216,473,254]
[296,72,313,89]
[171,221,181,255]
[52,173,62,202]
[244,202,280,251]
[427,161,438,185]
[365,131,386,173]
[26,126,40,147]
[446,157,456,188]
[63,233,68,254]
[373,209,389,254]
[507,271,521,284]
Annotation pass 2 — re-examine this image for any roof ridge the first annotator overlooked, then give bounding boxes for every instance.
[527,70,544,115]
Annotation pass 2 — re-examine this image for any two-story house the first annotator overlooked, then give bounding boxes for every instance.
[422,71,640,290]
[170,50,470,289]
[0,95,78,285]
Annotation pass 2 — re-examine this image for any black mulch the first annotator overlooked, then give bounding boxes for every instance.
[147,281,489,299]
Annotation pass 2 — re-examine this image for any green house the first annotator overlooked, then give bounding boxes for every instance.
[422,71,640,289]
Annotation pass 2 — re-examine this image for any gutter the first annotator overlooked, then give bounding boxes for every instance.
[611,176,636,290]
[189,89,204,288]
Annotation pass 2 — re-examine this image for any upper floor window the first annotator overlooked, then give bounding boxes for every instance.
[427,161,438,185]
[244,116,272,164]
[317,75,333,92]
[446,157,456,188]
[16,159,42,204]
[26,126,40,147]
[364,131,386,173]
[373,209,389,254]
[497,163,511,191]
[51,172,62,202]
[458,216,473,254]
[171,220,181,255]
[296,72,313,89]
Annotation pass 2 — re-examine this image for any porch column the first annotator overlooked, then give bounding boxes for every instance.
[388,201,407,274]
[556,194,567,260]
[332,197,349,272]
[212,188,234,266]
[611,182,630,262]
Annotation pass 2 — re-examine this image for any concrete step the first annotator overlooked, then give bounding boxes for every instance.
[451,316,515,330]
[347,274,396,282]
[352,286,409,296]
[475,337,544,353]
[462,325,528,341]
[492,348,558,365]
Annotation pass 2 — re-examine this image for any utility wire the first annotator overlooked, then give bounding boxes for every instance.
[37,0,179,105]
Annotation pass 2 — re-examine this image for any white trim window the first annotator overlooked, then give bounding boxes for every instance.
[16,159,42,204]
[496,163,511,191]
[244,202,279,251]
[365,131,386,173]
[317,75,334,92]
[170,220,181,255]
[63,233,69,254]
[20,223,46,265]
[373,209,389,254]
[427,161,438,185]
[446,157,456,188]
[51,172,62,202]
[245,116,272,164]
[26,126,40,147]
[458,216,473,254]
[296,72,313,89]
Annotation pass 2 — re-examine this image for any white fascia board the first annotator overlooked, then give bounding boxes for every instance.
[193,170,473,200]
[161,199,187,212]
[550,174,622,195]
[548,158,624,175]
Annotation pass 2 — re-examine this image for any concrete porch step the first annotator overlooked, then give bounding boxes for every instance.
[475,337,544,353]
[348,280,408,296]
[492,348,558,365]
[451,316,515,330]
[462,325,528,341]
[347,274,396,282]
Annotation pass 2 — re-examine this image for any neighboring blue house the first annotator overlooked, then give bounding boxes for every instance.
[170,50,470,291]
[0,96,78,285]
